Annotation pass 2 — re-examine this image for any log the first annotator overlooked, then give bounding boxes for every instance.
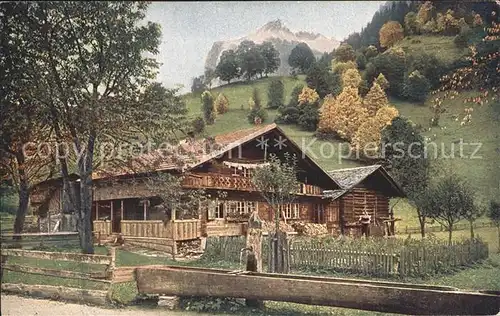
[112,267,136,283]
[2,264,109,282]
[1,283,109,306]
[1,249,111,265]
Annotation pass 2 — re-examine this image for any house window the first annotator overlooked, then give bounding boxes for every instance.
[215,202,224,219]
[237,201,246,214]
[279,203,300,219]
[242,168,253,178]
[315,204,325,223]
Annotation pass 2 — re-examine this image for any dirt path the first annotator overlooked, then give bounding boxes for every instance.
[0,294,214,316]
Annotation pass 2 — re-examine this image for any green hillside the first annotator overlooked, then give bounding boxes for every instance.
[182,35,500,227]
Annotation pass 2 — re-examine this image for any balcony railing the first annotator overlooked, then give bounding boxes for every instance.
[182,173,323,196]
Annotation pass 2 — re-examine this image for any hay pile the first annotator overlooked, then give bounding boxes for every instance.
[261,220,295,233]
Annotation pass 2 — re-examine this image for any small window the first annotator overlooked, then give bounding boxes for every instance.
[279,203,300,219]
[215,202,224,219]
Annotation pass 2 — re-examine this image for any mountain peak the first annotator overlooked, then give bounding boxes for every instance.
[258,19,291,33]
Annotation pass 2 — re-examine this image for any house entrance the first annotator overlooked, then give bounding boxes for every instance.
[112,200,122,233]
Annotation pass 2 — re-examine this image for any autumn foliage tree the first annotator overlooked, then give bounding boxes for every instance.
[342,68,362,89]
[375,73,389,91]
[214,93,229,114]
[363,82,389,116]
[317,87,368,141]
[298,87,319,105]
[379,21,404,48]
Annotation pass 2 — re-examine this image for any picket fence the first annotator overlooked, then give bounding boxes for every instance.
[398,221,495,235]
[202,236,489,278]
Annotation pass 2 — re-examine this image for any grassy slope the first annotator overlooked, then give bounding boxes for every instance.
[183,36,500,228]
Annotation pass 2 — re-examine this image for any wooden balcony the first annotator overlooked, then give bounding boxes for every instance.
[182,173,323,196]
[120,219,201,241]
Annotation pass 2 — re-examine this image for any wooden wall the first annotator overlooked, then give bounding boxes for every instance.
[339,187,390,227]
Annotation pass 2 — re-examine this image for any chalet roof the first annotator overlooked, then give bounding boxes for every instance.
[91,124,340,191]
[328,165,382,190]
[323,165,405,199]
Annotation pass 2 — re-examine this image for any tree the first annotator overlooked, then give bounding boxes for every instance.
[435,9,461,35]
[237,40,266,80]
[215,49,239,84]
[334,43,356,62]
[248,88,267,124]
[488,200,500,253]
[288,42,315,73]
[405,70,430,103]
[366,48,407,98]
[356,53,367,70]
[204,68,216,89]
[317,87,368,141]
[0,4,56,236]
[251,153,299,237]
[420,174,475,244]
[363,82,389,116]
[201,91,216,125]
[342,68,362,89]
[259,41,280,76]
[5,2,192,253]
[379,21,404,48]
[462,199,483,240]
[331,60,357,76]
[191,76,206,94]
[364,45,378,60]
[416,1,434,27]
[267,79,284,109]
[306,62,341,98]
[404,12,419,35]
[276,84,303,124]
[381,117,430,237]
[191,116,205,135]
[214,93,229,114]
[352,105,398,159]
[298,87,319,106]
[375,73,390,90]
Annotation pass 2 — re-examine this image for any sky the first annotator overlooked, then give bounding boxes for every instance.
[145,1,385,93]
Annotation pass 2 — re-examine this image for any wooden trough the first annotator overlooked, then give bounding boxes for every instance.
[135,265,500,315]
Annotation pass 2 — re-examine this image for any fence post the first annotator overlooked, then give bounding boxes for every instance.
[107,247,116,280]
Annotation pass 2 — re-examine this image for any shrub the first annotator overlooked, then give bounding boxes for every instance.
[405,70,430,103]
[356,53,367,70]
[267,79,284,109]
[201,91,216,125]
[298,104,319,131]
[214,93,229,114]
[247,107,267,125]
[191,116,205,134]
[331,60,357,76]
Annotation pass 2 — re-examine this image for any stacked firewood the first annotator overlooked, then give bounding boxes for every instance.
[291,222,329,237]
[261,220,295,233]
[176,239,203,258]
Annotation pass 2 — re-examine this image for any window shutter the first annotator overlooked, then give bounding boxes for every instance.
[208,200,216,220]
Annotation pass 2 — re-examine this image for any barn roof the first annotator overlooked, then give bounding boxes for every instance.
[323,165,405,199]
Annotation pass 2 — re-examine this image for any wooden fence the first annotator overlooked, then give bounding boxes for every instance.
[1,232,80,249]
[202,236,489,278]
[0,247,116,305]
[397,221,496,235]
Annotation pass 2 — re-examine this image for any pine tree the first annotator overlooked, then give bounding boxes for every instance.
[375,73,389,90]
[267,79,284,109]
[214,93,229,114]
[363,82,389,116]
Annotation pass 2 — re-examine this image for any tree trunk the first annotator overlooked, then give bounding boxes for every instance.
[13,151,29,240]
[448,226,453,245]
[77,135,96,254]
[497,226,500,253]
[469,219,474,240]
[418,212,426,238]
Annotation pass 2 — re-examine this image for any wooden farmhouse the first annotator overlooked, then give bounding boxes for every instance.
[30,123,404,252]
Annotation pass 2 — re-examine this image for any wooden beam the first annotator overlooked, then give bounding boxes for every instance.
[120,200,124,220]
[1,249,111,265]
[96,202,99,220]
[1,283,109,306]
[110,200,114,223]
[2,264,109,283]
[143,201,147,220]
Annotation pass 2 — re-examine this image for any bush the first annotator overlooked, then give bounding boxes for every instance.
[405,70,430,103]
[214,93,229,114]
[247,107,268,125]
[267,79,284,109]
[356,53,367,70]
[275,106,300,124]
[366,50,407,98]
[454,30,470,48]
[408,52,448,89]
[191,116,205,134]
[297,105,319,131]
